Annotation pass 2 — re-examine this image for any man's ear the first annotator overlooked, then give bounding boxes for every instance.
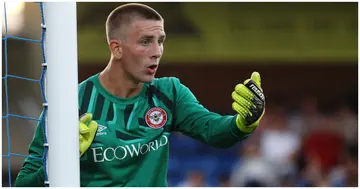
[109,39,122,59]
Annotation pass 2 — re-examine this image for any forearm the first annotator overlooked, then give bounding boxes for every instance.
[15,165,45,187]
[208,115,252,147]
[176,113,251,148]
[172,77,257,148]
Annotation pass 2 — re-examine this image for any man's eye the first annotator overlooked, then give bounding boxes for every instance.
[141,40,149,46]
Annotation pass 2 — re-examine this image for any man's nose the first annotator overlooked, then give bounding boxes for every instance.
[151,43,162,59]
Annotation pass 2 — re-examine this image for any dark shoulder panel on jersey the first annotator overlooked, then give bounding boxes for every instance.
[78,74,114,121]
[79,80,93,116]
[93,93,105,120]
[124,104,135,127]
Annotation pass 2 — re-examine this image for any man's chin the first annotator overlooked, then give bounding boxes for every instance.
[142,75,155,83]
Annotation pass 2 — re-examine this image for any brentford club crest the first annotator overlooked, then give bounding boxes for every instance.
[145,107,167,129]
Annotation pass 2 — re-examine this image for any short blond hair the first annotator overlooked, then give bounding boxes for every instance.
[105,3,163,43]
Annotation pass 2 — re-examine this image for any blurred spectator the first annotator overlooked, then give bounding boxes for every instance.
[230,141,278,187]
[217,173,231,187]
[288,96,322,136]
[259,105,300,178]
[177,170,210,187]
[294,149,330,187]
[330,142,358,187]
[302,129,345,174]
[336,105,358,143]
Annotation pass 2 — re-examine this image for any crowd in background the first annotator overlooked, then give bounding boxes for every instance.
[167,96,358,187]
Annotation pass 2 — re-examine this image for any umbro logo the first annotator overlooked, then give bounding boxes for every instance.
[96,124,107,136]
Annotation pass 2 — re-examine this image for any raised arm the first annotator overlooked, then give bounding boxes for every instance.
[172,72,265,148]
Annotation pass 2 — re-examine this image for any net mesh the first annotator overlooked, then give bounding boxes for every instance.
[2,2,49,186]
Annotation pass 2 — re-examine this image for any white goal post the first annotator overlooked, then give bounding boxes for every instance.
[43,2,80,187]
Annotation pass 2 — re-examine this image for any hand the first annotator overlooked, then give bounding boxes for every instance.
[79,113,98,157]
[232,71,265,133]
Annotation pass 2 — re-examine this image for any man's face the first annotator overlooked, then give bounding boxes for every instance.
[120,19,165,83]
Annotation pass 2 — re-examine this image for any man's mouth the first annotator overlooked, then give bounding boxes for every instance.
[147,64,158,74]
[148,64,158,70]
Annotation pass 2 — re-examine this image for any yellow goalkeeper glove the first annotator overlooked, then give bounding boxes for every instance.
[232,71,265,133]
[79,113,98,157]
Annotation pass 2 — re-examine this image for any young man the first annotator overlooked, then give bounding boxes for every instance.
[15,3,265,187]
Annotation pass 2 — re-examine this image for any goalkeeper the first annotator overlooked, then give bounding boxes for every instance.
[15,3,265,187]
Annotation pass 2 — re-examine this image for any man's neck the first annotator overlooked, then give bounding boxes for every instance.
[99,62,143,99]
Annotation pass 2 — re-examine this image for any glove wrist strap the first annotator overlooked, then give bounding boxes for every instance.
[236,115,256,133]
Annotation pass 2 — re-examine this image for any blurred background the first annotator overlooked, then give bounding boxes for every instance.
[2,2,358,187]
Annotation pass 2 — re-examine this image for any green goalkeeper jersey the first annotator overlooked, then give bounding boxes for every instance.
[15,74,252,187]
